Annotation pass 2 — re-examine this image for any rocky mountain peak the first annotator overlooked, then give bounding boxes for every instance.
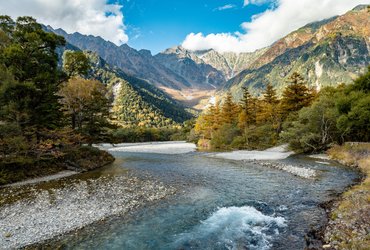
[351,4,370,11]
[138,49,152,57]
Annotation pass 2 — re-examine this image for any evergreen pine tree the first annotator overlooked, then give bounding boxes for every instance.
[280,72,315,117]
[221,92,238,125]
[0,16,66,129]
[62,50,90,77]
[238,87,255,129]
[258,83,280,124]
[263,83,279,105]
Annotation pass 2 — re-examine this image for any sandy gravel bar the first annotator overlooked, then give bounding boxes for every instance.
[4,170,78,188]
[0,175,176,249]
[209,144,294,161]
[95,141,197,154]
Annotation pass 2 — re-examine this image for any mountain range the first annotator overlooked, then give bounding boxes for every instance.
[223,4,370,98]
[47,5,369,124]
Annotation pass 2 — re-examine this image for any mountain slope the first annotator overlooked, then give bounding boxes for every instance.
[155,46,268,81]
[48,27,191,90]
[85,52,193,127]
[48,5,370,110]
[154,46,225,89]
[194,48,268,79]
[51,37,193,127]
[224,5,370,98]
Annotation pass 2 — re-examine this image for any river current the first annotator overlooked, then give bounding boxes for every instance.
[56,147,357,250]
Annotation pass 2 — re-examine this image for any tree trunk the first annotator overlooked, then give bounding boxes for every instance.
[71,113,76,129]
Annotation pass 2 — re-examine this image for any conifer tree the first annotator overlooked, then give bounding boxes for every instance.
[258,83,280,124]
[62,50,90,77]
[221,92,239,125]
[0,16,66,129]
[208,102,221,132]
[280,72,315,117]
[194,103,220,139]
[238,87,255,129]
[263,83,279,105]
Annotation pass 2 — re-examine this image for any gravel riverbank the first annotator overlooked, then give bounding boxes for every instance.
[209,145,294,161]
[95,141,197,154]
[246,160,317,179]
[3,170,78,188]
[0,175,176,249]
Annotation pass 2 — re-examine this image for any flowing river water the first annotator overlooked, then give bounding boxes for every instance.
[1,143,359,249]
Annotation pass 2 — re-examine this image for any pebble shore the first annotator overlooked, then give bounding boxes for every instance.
[246,160,317,179]
[0,175,176,249]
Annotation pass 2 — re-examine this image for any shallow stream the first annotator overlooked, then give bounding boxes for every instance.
[55,149,357,250]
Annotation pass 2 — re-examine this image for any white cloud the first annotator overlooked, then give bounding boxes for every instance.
[243,0,272,7]
[0,0,128,45]
[183,0,370,53]
[216,4,237,11]
[183,32,246,53]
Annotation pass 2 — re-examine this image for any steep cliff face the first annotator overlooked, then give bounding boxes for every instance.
[224,5,370,98]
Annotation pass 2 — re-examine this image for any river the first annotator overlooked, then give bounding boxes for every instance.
[48,142,357,250]
[0,144,358,250]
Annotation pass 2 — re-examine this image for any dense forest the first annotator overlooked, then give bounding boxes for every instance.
[193,69,370,152]
[0,16,114,184]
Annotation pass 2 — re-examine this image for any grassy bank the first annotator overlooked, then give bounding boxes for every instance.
[324,143,370,249]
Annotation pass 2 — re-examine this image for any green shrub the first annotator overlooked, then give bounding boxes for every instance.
[211,124,240,150]
[230,136,246,149]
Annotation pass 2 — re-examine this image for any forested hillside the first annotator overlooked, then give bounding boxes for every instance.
[85,52,193,127]
[0,16,193,185]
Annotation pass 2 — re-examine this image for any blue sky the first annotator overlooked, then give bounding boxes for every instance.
[117,0,269,53]
[1,0,369,54]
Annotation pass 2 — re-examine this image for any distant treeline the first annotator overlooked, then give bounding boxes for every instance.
[109,120,194,143]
